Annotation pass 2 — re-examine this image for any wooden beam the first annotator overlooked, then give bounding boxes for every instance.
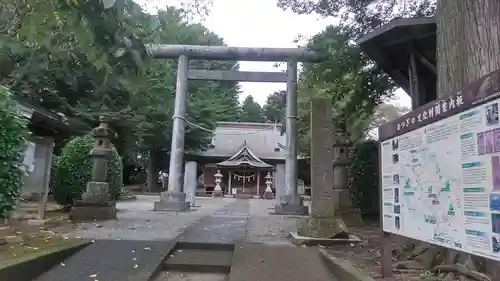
[414,50,437,75]
[187,69,287,83]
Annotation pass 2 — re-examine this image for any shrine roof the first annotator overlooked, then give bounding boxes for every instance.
[198,122,286,160]
[216,140,274,169]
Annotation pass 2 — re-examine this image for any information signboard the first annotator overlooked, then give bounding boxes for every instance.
[379,70,500,261]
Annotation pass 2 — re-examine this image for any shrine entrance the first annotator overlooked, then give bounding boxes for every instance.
[148,44,319,215]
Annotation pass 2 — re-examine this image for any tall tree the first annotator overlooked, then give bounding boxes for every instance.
[262,90,286,123]
[239,95,265,123]
[276,0,435,38]
[296,26,394,156]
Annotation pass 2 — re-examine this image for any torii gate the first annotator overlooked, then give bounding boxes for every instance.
[147,44,321,215]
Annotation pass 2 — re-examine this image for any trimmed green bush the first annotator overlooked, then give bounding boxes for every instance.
[52,135,123,206]
[348,139,379,216]
[0,87,28,219]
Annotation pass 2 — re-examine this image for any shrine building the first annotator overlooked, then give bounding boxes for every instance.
[192,122,286,197]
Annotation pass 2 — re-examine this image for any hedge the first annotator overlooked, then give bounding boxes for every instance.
[348,139,379,216]
[0,88,28,219]
[52,135,123,206]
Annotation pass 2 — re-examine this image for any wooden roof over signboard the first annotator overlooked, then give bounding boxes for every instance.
[357,17,437,108]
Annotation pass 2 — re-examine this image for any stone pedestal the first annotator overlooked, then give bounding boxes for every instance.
[263,188,274,199]
[274,195,308,215]
[297,217,348,239]
[212,188,223,197]
[332,189,363,226]
[71,182,117,221]
[153,191,190,211]
[70,201,117,222]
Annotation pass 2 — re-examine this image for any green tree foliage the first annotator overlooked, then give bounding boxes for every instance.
[276,0,435,37]
[0,2,241,175]
[0,87,28,218]
[52,135,123,206]
[239,95,265,123]
[296,26,394,156]
[125,8,241,166]
[348,140,379,215]
[262,90,286,123]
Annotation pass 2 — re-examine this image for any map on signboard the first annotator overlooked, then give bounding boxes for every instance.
[398,145,463,248]
[379,74,500,262]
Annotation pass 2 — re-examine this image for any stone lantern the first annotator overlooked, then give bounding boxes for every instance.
[212,170,223,197]
[263,172,274,199]
[70,114,117,221]
[332,129,363,226]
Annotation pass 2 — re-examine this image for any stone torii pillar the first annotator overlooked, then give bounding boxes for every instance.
[154,54,191,211]
[274,61,308,215]
[147,44,322,212]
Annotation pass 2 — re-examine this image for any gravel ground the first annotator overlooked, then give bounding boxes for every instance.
[59,196,236,241]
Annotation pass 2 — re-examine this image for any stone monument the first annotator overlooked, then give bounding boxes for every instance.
[332,129,363,226]
[295,98,349,241]
[70,115,117,222]
[212,170,223,197]
[183,161,197,206]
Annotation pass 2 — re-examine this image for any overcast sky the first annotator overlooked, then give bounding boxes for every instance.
[137,0,412,108]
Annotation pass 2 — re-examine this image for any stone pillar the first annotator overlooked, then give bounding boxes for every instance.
[228,171,232,195]
[332,130,363,226]
[274,60,308,215]
[183,161,197,207]
[274,164,285,205]
[154,54,190,212]
[257,172,261,197]
[70,115,117,222]
[296,98,348,238]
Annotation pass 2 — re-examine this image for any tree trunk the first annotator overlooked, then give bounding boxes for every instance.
[433,0,500,277]
[436,0,500,97]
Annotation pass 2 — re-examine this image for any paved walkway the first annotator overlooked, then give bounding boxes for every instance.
[60,195,301,245]
[179,200,249,244]
[43,196,335,281]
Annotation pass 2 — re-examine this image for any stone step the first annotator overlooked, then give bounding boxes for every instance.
[153,271,228,281]
[164,247,233,273]
[34,240,176,281]
[228,242,337,281]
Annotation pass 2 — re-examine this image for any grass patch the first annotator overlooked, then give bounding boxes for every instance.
[0,237,88,269]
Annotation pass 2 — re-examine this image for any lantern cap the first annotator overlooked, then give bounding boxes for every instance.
[214,170,223,177]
